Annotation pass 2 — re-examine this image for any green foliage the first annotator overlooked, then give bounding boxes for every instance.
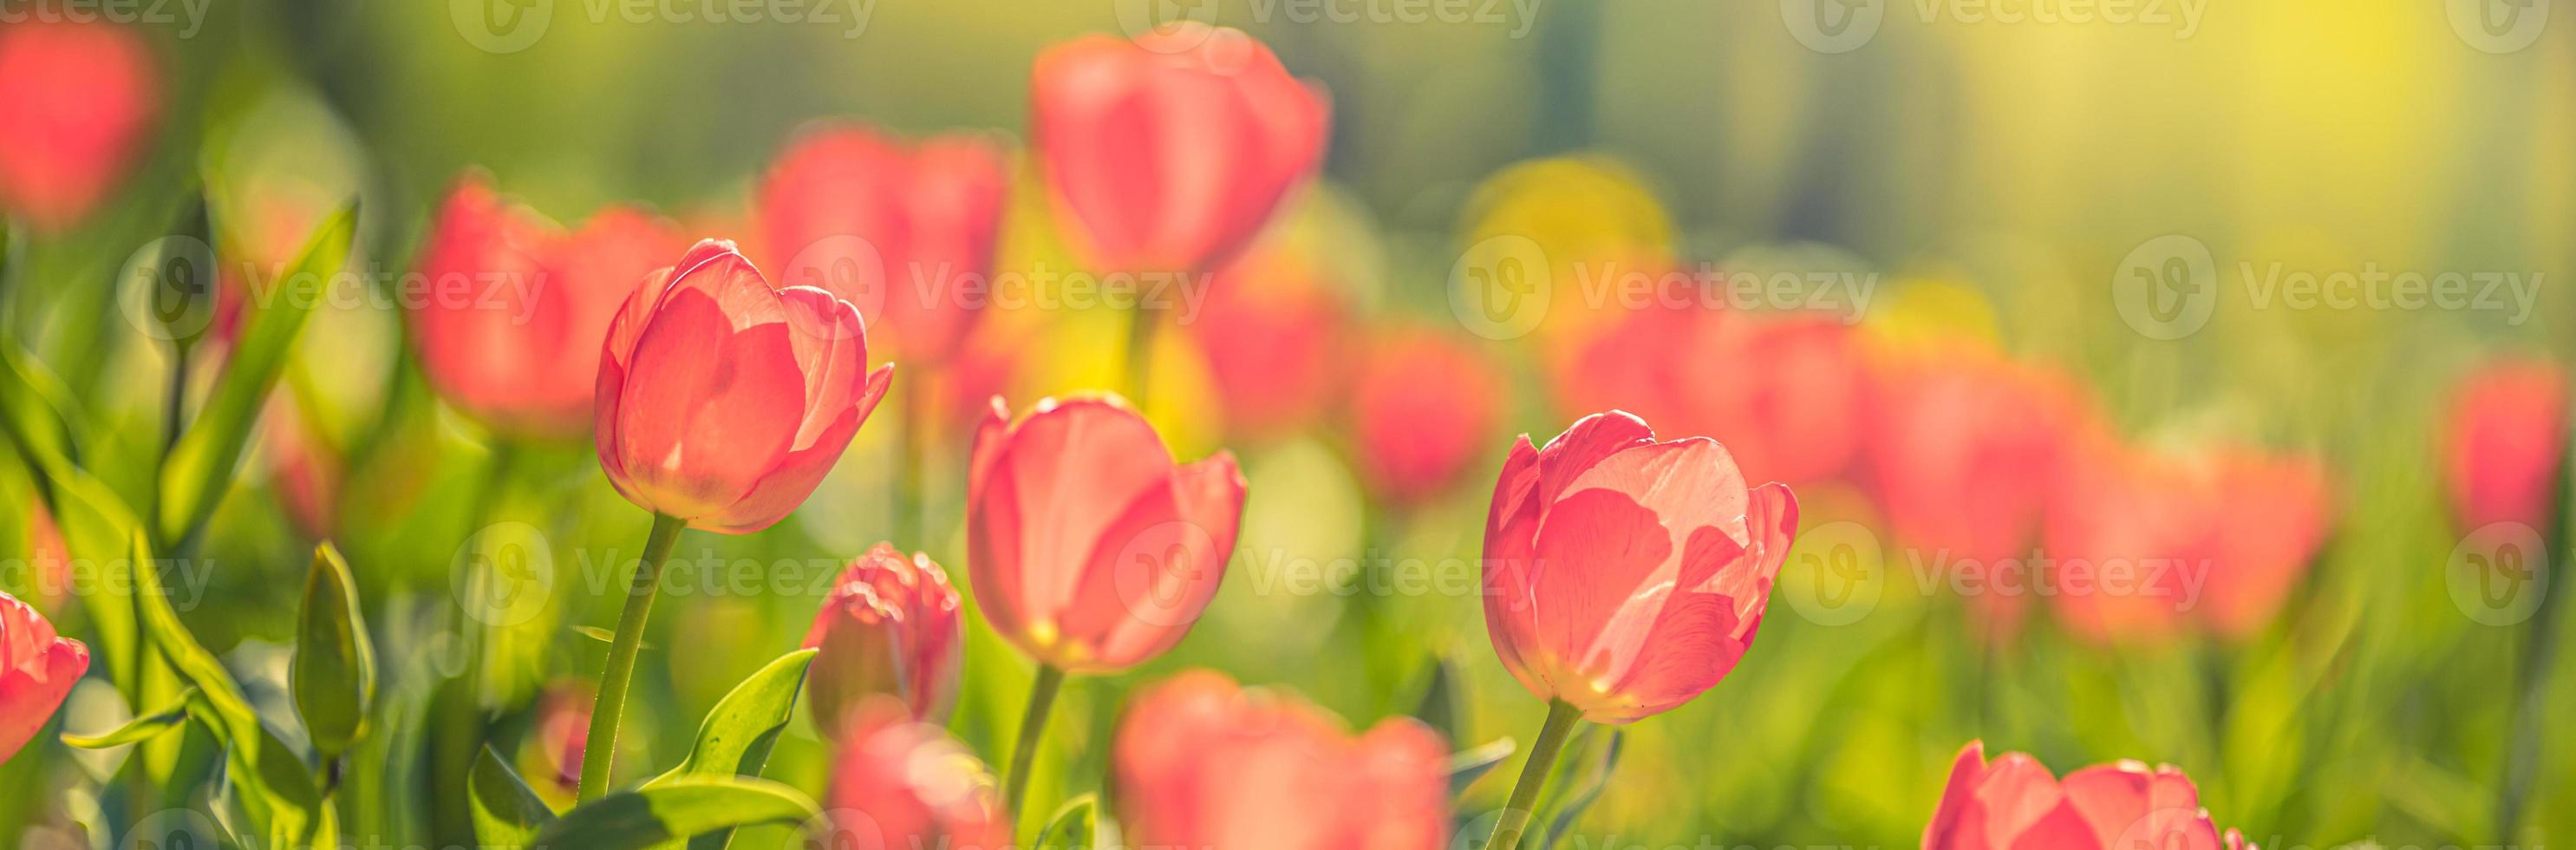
[292,542,376,762]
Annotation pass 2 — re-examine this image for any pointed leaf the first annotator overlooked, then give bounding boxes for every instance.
[293,542,375,759]
[473,746,560,849]
[1033,794,1106,850]
[1539,729,1623,850]
[1411,651,1467,743]
[529,776,818,850]
[648,649,816,788]
[129,530,323,844]
[1446,737,1517,800]
[60,687,196,749]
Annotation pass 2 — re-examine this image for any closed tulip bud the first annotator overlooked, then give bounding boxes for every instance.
[1031,23,1329,274]
[824,698,1011,850]
[594,239,894,533]
[0,589,88,764]
[1924,741,2257,850]
[414,174,684,441]
[1114,670,1450,849]
[967,395,1245,674]
[291,544,375,760]
[2442,356,2566,533]
[757,123,1008,366]
[1483,411,1798,723]
[0,17,157,233]
[803,543,963,729]
[1348,326,1503,507]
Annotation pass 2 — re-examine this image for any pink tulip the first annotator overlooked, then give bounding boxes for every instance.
[2443,357,2567,533]
[802,543,963,728]
[1030,24,1329,274]
[2042,435,2215,646]
[1348,326,1503,507]
[594,239,894,533]
[1924,741,2256,850]
[1188,246,1350,439]
[757,123,1008,366]
[967,395,1245,674]
[531,680,593,801]
[1553,296,1864,487]
[1,590,89,764]
[825,699,1011,850]
[2196,449,2332,642]
[1483,410,1799,723]
[415,174,685,441]
[1114,670,1449,850]
[0,17,157,233]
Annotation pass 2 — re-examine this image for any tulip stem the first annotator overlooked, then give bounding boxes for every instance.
[577,511,686,802]
[1123,302,1160,408]
[1001,664,1066,816]
[1488,699,1582,850]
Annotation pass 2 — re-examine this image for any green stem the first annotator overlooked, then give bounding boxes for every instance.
[1123,302,1161,409]
[1488,700,1582,850]
[577,512,686,802]
[1001,664,1066,818]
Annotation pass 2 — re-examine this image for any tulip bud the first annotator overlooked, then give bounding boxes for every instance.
[1114,670,1449,849]
[1348,326,1502,507]
[802,543,963,729]
[2442,356,2566,533]
[594,239,895,533]
[1031,24,1328,274]
[967,395,1245,674]
[825,698,1010,850]
[1482,411,1798,724]
[0,16,157,233]
[1925,741,2257,850]
[756,123,1007,366]
[0,588,88,764]
[291,543,375,760]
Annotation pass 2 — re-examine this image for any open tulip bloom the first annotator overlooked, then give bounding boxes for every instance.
[1924,741,2256,850]
[1479,410,1799,848]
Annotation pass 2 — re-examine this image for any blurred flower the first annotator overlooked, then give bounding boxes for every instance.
[1187,245,1350,439]
[2442,357,2566,533]
[1483,411,1799,723]
[22,502,68,614]
[264,394,343,540]
[2043,435,2214,646]
[1031,23,1329,274]
[0,589,88,764]
[803,543,963,728]
[595,239,894,533]
[825,698,1010,850]
[2196,448,2332,642]
[1552,291,1865,487]
[414,173,685,441]
[1347,325,1502,507]
[1455,156,1674,340]
[967,394,1245,674]
[757,123,1008,366]
[1924,740,2255,850]
[0,17,157,233]
[1114,670,1449,849]
[528,679,593,804]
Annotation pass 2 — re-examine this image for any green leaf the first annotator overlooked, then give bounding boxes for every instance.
[646,648,816,850]
[529,776,818,850]
[1538,729,1622,850]
[60,686,196,749]
[1032,793,1116,850]
[472,746,559,849]
[1446,737,1517,800]
[292,542,376,760]
[0,343,81,476]
[1410,651,1467,744]
[155,199,356,546]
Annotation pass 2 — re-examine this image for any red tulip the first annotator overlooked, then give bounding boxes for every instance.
[824,698,1011,850]
[757,123,1008,366]
[2043,435,2214,646]
[23,502,70,614]
[264,394,342,540]
[594,239,894,533]
[1031,24,1329,274]
[802,543,963,728]
[1348,326,1503,507]
[1553,296,1864,487]
[1114,670,1449,849]
[2443,357,2567,533]
[531,680,593,800]
[0,17,157,233]
[967,395,1245,673]
[2196,449,2332,642]
[1924,741,2256,850]
[1483,411,1799,723]
[414,174,685,441]
[1188,246,1349,439]
[0,590,89,764]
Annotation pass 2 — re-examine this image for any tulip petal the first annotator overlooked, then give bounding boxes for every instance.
[1061,451,1244,671]
[613,289,805,518]
[1527,487,1673,701]
[701,363,893,534]
[1924,742,1990,850]
[1535,410,1656,510]
[968,397,1176,659]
